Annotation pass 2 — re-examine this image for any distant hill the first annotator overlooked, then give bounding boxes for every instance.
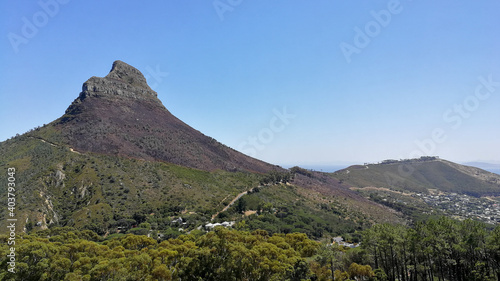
[333,157,500,197]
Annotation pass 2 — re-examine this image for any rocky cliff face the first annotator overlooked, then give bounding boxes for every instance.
[79,60,159,102]
[64,61,163,117]
[56,61,276,173]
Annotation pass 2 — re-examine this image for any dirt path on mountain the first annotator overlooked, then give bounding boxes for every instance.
[211,188,256,220]
[29,136,81,154]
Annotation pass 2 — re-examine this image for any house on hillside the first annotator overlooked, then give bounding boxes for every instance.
[204,221,235,230]
[331,236,360,248]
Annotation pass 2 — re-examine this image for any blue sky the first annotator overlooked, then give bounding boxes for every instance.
[1,0,500,168]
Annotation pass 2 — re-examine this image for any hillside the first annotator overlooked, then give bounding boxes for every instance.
[332,157,500,223]
[0,133,403,239]
[0,61,403,238]
[333,157,500,197]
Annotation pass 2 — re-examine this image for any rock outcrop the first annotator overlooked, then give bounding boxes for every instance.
[73,60,160,105]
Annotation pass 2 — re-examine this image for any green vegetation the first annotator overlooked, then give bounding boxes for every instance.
[222,183,371,239]
[259,170,294,185]
[0,131,400,239]
[362,217,500,281]
[2,217,499,280]
[0,134,260,235]
[0,227,322,280]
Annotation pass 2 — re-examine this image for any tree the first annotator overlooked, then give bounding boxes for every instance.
[235,197,247,214]
[487,225,500,280]
[347,262,374,280]
[373,268,388,281]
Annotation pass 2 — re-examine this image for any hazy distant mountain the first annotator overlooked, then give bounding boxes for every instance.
[463,162,500,175]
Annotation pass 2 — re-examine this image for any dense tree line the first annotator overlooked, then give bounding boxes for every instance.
[259,170,294,186]
[0,227,322,281]
[0,226,376,281]
[1,217,499,280]
[362,217,500,281]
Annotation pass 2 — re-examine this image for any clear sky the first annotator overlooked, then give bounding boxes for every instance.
[1,1,499,168]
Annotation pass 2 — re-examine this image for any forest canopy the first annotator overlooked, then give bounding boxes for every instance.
[1,217,499,281]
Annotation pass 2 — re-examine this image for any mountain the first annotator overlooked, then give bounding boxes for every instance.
[333,157,500,197]
[44,60,276,173]
[0,61,403,238]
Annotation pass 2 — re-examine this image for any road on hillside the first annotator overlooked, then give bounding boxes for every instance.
[211,187,255,220]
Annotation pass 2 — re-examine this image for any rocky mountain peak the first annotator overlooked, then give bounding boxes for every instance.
[57,61,276,173]
[76,60,159,103]
[106,60,150,89]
